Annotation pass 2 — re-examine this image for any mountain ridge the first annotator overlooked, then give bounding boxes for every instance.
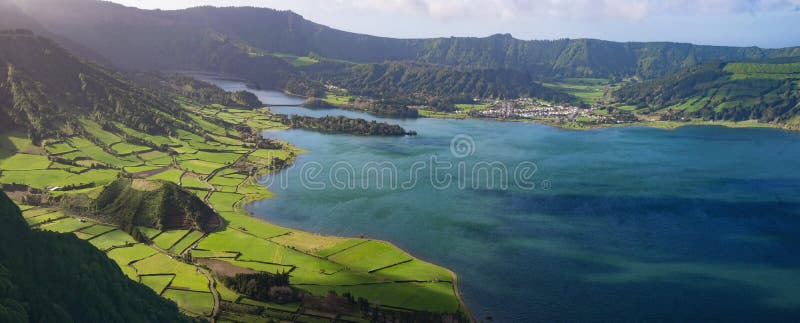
[5,0,800,81]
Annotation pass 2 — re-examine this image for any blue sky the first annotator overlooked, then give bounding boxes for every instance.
[112,0,800,48]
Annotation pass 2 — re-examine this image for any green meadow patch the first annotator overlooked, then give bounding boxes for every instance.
[152,230,191,250]
[0,153,51,170]
[328,241,412,273]
[80,119,123,146]
[111,142,151,155]
[44,141,76,155]
[37,218,92,234]
[297,282,459,313]
[146,168,184,184]
[140,275,174,295]
[170,230,205,254]
[179,159,224,175]
[208,192,244,212]
[180,174,209,190]
[133,253,208,291]
[25,210,66,226]
[163,289,214,316]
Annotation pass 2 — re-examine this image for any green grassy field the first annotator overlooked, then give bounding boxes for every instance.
[147,168,183,183]
[170,230,205,254]
[163,289,214,316]
[179,159,225,175]
[0,153,51,170]
[208,192,244,212]
[111,142,151,155]
[133,253,209,291]
[80,119,123,146]
[44,141,76,155]
[297,282,459,313]
[152,230,191,250]
[7,92,467,320]
[87,229,136,250]
[328,241,412,273]
[140,275,174,295]
[272,53,319,67]
[543,78,609,105]
[38,217,92,233]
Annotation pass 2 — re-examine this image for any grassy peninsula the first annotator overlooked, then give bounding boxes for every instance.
[0,31,467,322]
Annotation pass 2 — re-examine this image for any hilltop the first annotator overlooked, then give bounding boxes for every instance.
[91,178,221,234]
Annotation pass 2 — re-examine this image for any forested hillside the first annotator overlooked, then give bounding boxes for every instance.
[0,30,184,141]
[304,61,573,101]
[614,59,800,123]
[0,191,188,322]
[7,0,800,82]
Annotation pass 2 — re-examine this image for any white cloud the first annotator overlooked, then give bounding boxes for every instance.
[337,0,800,21]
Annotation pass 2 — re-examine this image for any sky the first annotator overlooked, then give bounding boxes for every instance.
[111,0,800,48]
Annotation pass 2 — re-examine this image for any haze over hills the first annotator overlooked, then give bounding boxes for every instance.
[5,0,800,81]
[0,30,186,140]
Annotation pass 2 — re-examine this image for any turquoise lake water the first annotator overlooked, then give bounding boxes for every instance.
[202,75,800,322]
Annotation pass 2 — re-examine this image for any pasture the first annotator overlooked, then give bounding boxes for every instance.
[0,153,51,170]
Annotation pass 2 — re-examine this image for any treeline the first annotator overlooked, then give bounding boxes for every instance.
[274,114,415,136]
[0,192,189,322]
[303,61,573,102]
[614,60,800,122]
[223,272,297,303]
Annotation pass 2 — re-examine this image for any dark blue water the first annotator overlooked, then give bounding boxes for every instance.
[205,76,800,322]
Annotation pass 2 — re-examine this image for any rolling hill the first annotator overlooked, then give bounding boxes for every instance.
[613,59,800,123]
[0,29,185,141]
[5,0,800,82]
[92,179,221,234]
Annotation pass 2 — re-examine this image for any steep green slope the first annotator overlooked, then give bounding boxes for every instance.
[304,61,573,101]
[9,0,800,81]
[613,59,800,123]
[139,74,263,108]
[92,179,220,234]
[0,30,184,140]
[0,191,189,322]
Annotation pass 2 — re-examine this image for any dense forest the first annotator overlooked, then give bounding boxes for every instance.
[160,75,262,108]
[0,191,189,322]
[303,61,573,101]
[275,115,415,136]
[0,30,185,141]
[614,59,800,122]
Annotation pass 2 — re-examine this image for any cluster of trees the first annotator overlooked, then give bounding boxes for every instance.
[366,99,420,118]
[274,114,414,136]
[223,272,297,303]
[0,192,188,322]
[161,75,263,108]
[614,60,800,122]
